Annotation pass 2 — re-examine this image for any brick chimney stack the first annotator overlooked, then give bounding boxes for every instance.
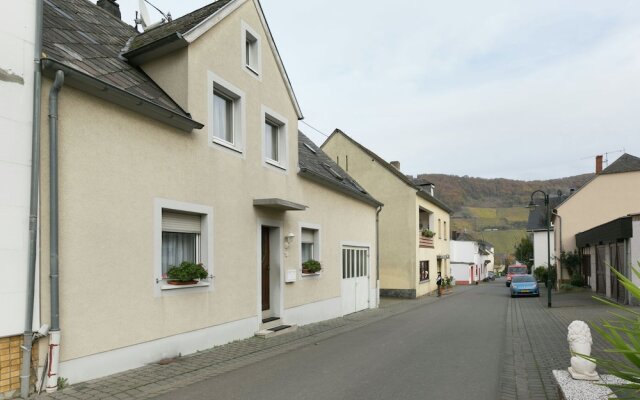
[390,161,400,170]
[595,155,603,174]
[97,0,121,19]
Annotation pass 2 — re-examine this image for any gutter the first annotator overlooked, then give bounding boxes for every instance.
[22,1,43,397]
[41,59,203,132]
[45,70,65,394]
[122,33,188,65]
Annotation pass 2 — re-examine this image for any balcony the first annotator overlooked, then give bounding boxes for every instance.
[419,236,434,248]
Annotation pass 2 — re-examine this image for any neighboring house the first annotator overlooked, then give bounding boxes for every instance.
[575,214,640,305]
[555,154,640,297]
[1,0,38,397]
[26,0,382,391]
[449,233,493,284]
[322,129,453,298]
[526,195,565,270]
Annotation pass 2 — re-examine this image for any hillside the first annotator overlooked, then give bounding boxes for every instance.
[416,173,593,263]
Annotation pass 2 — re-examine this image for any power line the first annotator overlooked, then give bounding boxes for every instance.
[300,120,330,138]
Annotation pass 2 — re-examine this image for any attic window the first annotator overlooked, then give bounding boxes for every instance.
[322,163,343,181]
[303,143,316,154]
[242,21,261,77]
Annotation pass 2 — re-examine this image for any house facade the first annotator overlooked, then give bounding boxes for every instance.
[322,129,452,298]
[555,154,640,299]
[526,196,564,270]
[0,0,39,396]
[450,234,493,284]
[27,0,381,391]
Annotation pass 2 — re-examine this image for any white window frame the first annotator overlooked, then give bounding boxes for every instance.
[299,223,321,276]
[208,70,246,155]
[154,198,214,296]
[241,21,261,79]
[261,106,288,171]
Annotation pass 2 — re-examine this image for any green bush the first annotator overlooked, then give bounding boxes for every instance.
[533,267,547,282]
[421,229,435,238]
[167,261,208,282]
[302,259,322,273]
[586,263,640,397]
[570,274,585,287]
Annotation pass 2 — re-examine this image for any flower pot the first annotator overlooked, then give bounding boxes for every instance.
[167,280,198,285]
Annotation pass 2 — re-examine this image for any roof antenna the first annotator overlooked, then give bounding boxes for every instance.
[135,0,172,31]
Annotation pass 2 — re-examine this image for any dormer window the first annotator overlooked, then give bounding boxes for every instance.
[242,21,261,77]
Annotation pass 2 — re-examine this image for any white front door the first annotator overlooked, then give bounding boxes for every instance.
[341,246,370,315]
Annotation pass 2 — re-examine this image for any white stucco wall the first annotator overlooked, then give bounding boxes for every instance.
[0,0,35,337]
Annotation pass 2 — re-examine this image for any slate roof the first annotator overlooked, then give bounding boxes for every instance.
[127,0,233,53]
[42,0,201,130]
[526,195,565,231]
[600,153,640,175]
[321,129,453,213]
[298,132,382,207]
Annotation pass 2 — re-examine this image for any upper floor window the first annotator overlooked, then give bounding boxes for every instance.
[208,71,245,154]
[242,21,261,77]
[444,221,447,240]
[262,106,288,170]
[438,219,442,239]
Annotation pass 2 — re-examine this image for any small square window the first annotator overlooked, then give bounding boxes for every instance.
[419,260,430,282]
[300,226,320,275]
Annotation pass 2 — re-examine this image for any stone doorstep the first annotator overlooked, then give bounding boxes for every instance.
[553,369,629,400]
[260,317,282,330]
[255,325,298,339]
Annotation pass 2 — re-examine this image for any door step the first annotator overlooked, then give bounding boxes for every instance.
[261,317,282,330]
[255,324,297,339]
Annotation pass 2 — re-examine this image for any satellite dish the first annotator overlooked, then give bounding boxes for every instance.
[138,0,151,29]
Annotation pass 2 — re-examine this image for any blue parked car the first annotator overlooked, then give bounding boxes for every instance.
[510,275,540,297]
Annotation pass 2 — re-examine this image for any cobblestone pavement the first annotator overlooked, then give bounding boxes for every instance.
[499,286,636,400]
[31,287,471,400]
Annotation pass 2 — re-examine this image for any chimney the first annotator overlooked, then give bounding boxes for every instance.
[390,161,400,170]
[595,155,603,174]
[97,0,121,19]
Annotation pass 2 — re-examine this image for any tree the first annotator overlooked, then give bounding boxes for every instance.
[513,235,533,272]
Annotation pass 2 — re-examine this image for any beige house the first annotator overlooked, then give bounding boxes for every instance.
[28,0,382,390]
[555,154,640,301]
[322,129,452,298]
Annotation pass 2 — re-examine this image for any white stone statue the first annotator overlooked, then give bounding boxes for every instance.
[567,320,599,381]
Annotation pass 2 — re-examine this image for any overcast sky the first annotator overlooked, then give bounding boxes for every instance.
[115,0,640,180]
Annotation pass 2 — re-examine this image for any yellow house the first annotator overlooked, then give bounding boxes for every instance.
[322,129,452,298]
[555,153,640,301]
[29,0,381,390]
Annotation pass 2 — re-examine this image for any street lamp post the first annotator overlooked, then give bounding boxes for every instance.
[528,190,552,308]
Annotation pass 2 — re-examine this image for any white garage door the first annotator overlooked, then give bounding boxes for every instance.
[341,246,370,315]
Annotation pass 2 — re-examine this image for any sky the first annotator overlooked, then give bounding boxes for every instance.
[115,0,640,180]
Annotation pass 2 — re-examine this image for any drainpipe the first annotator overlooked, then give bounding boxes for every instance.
[21,1,44,398]
[552,210,562,284]
[45,70,64,394]
[375,205,382,306]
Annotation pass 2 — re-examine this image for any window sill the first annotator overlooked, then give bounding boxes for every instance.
[265,159,287,171]
[419,279,430,284]
[301,272,321,277]
[160,280,211,290]
[245,65,260,77]
[212,138,243,154]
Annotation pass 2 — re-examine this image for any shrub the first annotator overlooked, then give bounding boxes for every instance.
[167,261,208,282]
[533,267,547,282]
[570,274,585,287]
[421,229,435,238]
[302,259,322,273]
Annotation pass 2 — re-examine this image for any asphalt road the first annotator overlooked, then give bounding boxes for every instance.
[153,280,509,400]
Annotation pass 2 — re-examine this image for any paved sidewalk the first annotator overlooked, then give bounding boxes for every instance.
[499,287,635,400]
[32,286,471,400]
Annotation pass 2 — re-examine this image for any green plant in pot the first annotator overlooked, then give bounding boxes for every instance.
[167,261,208,285]
[302,259,322,274]
[421,229,435,238]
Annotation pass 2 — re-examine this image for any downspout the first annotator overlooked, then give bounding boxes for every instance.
[21,1,43,398]
[375,205,382,307]
[45,70,64,394]
[552,210,562,284]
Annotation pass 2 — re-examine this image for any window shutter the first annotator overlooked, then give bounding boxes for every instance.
[162,211,201,233]
[301,228,315,243]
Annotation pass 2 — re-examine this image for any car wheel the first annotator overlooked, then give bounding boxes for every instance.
[511,294,515,298]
